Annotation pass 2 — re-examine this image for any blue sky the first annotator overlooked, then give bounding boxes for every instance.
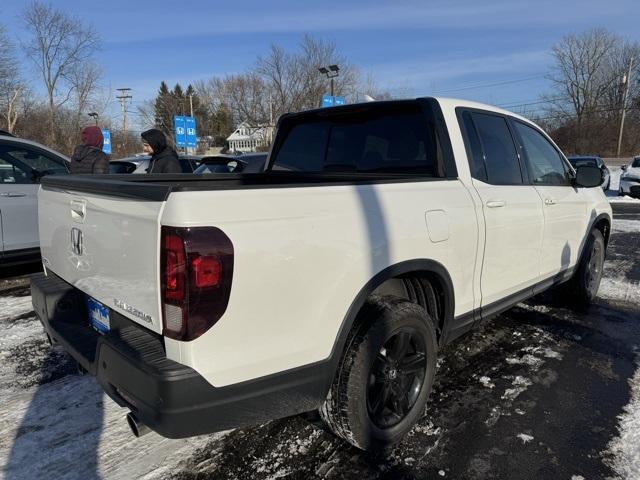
[1,0,638,129]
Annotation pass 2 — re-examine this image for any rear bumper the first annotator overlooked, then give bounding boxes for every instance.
[31,271,328,438]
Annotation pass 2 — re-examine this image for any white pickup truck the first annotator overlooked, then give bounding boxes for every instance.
[31,98,611,450]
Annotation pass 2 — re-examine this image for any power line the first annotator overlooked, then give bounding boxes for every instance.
[432,75,546,94]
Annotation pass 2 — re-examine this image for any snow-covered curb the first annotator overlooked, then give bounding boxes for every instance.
[605,352,640,479]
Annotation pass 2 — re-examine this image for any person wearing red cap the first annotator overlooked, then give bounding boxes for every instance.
[70,126,109,174]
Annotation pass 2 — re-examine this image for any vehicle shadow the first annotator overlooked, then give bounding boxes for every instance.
[3,342,104,479]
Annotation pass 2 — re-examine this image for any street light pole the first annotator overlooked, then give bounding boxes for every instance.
[87,112,99,126]
[318,65,340,104]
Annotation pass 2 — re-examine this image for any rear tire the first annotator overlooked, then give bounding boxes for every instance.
[319,295,437,450]
[566,229,605,309]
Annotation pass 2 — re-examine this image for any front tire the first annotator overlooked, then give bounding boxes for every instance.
[567,229,605,308]
[319,295,438,450]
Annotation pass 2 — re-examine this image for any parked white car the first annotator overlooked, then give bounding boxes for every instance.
[0,132,69,265]
[32,98,611,450]
[619,156,640,197]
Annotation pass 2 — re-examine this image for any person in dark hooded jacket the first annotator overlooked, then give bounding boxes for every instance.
[70,126,109,174]
[141,129,181,174]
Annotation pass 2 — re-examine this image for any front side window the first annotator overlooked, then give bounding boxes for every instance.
[2,146,68,175]
[471,112,523,185]
[514,121,568,185]
[0,157,30,183]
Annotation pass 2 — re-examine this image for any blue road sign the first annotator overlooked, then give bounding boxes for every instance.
[174,115,186,147]
[321,94,347,108]
[101,129,112,154]
[185,116,197,147]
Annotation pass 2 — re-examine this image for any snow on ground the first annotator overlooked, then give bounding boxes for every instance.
[598,216,640,305]
[605,350,640,480]
[0,294,222,480]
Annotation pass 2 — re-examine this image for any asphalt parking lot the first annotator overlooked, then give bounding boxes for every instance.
[0,203,638,480]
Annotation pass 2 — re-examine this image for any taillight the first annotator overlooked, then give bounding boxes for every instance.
[160,226,234,341]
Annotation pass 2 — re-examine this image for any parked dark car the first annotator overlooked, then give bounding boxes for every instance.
[194,153,268,174]
[567,156,610,190]
[109,154,202,174]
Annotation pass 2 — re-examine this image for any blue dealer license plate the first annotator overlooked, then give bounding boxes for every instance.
[87,297,110,334]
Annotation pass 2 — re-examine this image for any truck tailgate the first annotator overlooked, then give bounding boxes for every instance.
[38,184,165,333]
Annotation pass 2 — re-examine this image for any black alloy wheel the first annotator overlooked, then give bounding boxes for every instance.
[367,328,427,429]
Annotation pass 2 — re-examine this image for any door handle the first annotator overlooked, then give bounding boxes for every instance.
[0,192,27,197]
[486,200,506,208]
[544,198,556,205]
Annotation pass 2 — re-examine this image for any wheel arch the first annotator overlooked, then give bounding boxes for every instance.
[322,259,455,392]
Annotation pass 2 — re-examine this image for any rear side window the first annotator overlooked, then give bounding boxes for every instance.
[459,111,487,182]
[513,121,568,185]
[471,112,523,185]
[271,105,441,176]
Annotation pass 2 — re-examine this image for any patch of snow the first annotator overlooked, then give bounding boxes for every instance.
[542,348,563,360]
[438,470,446,477]
[605,355,640,479]
[479,376,495,389]
[598,277,640,305]
[571,475,585,480]
[505,354,544,368]
[515,409,526,415]
[502,376,533,401]
[612,219,640,233]
[517,433,534,444]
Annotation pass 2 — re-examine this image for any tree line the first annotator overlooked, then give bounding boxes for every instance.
[0,3,638,158]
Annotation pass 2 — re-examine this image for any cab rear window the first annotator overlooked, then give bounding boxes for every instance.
[270,103,442,176]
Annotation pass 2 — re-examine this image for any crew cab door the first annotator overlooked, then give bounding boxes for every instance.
[458,110,544,307]
[510,120,589,279]
[0,142,68,252]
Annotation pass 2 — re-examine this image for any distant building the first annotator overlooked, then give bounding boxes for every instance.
[226,122,274,153]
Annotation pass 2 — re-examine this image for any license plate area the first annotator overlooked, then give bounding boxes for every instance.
[87,297,110,334]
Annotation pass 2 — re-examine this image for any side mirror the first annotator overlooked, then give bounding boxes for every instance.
[574,165,602,188]
[621,164,628,171]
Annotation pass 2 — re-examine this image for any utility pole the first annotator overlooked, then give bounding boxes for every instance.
[617,57,634,158]
[116,87,132,133]
[189,94,194,118]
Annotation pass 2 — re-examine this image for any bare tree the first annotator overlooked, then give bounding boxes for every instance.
[545,28,640,154]
[0,24,26,133]
[22,1,101,141]
[256,35,359,120]
[547,29,618,124]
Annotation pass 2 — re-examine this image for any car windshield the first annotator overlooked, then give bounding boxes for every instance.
[632,158,640,168]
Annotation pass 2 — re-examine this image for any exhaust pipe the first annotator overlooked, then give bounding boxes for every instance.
[126,412,151,438]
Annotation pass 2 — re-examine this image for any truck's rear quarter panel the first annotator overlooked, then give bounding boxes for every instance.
[162,179,478,386]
